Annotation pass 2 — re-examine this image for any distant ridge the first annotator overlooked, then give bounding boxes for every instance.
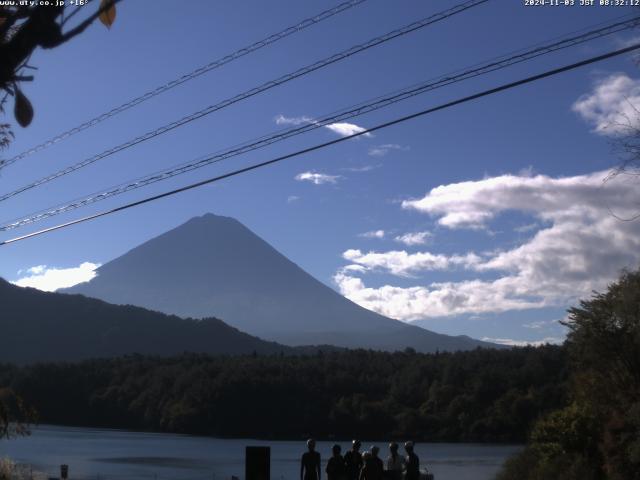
[0,278,298,364]
[64,213,498,353]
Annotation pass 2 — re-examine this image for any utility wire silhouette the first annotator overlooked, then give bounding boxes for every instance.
[0,0,368,170]
[2,42,639,246]
[0,0,488,203]
[2,14,638,231]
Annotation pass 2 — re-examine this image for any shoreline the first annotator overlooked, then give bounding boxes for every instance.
[15,423,526,446]
[4,427,522,480]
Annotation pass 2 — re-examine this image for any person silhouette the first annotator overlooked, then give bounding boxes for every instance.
[359,446,383,480]
[344,439,363,480]
[301,438,321,480]
[358,451,371,480]
[385,443,404,480]
[326,444,347,480]
[403,441,420,480]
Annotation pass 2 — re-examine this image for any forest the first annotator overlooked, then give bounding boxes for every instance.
[3,269,638,478]
[0,345,567,443]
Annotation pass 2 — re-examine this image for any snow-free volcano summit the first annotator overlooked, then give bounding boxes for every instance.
[65,214,495,352]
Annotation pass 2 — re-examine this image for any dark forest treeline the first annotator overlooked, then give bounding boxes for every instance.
[0,345,567,442]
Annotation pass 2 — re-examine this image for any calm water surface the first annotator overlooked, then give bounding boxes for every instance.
[1,425,522,480]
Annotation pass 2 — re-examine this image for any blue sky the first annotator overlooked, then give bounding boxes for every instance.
[2,0,640,345]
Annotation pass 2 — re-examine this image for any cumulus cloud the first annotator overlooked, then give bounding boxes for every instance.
[336,170,640,321]
[12,262,100,292]
[394,231,432,246]
[572,73,640,135]
[342,249,481,277]
[324,122,372,138]
[274,114,371,138]
[295,172,342,185]
[368,144,409,157]
[334,271,544,320]
[401,171,639,230]
[359,230,385,239]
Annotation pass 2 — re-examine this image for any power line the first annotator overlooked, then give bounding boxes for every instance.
[2,42,639,247]
[3,14,639,231]
[0,0,488,203]
[0,0,368,170]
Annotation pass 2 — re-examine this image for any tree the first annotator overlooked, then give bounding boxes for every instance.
[498,268,640,480]
[0,0,120,143]
[0,387,35,439]
[602,101,640,221]
[563,268,640,479]
[564,269,640,406]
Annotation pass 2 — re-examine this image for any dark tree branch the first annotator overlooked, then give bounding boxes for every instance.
[0,5,64,88]
[0,6,33,39]
[59,0,121,44]
[0,0,122,89]
[60,4,87,27]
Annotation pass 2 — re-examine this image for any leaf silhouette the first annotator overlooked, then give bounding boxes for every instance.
[14,88,33,128]
[99,0,117,29]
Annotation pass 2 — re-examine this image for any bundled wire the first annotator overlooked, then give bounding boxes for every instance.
[0,0,369,169]
[2,13,638,232]
[2,41,640,246]
[0,0,489,202]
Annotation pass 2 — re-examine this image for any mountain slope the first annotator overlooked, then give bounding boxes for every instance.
[65,213,496,352]
[0,278,294,364]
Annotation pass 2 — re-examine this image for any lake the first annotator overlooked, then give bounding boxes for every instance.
[1,425,522,480]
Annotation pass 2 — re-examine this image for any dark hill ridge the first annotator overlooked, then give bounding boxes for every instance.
[0,278,296,364]
[64,213,497,352]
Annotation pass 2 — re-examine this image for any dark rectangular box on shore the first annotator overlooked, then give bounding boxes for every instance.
[246,446,270,480]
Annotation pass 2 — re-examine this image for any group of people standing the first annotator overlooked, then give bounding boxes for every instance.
[301,439,423,480]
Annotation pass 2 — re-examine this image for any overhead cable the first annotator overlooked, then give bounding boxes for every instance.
[0,0,488,202]
[2,14,638,231]
[2,41,639,246]
[0,0,369,170]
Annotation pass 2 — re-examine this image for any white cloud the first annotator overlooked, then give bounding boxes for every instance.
[324,122,372,138]
[523,318,560,330]
[336,170,640,321]
[401,171,639,231]
[12,262,100,292]
[359,230,385,239]
[394,231,433,246]
[294,171,342,185]
[572,73,640,135]
[341,264,369,274]
[368,144,409,157]
[342,249,481,277]
[287,195,300,203]
[481,337,564,347]
[514,223,539,233]
[343,164,381,173]
[274,114,371,138]
[21,265,46,275]
[334,271,543,320]
[274,114,314,126]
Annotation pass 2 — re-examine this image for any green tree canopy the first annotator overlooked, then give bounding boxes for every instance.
[499,267,640,480]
